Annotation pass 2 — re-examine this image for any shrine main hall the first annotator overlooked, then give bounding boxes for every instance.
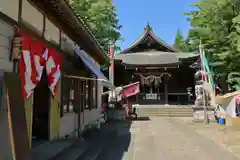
[113,24,199,105]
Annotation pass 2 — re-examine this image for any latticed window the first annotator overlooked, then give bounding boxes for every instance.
[92,74,98,109]
[61,74,98,115]
[84,81,89,110]
[79,80,85,112]
[0,72,3,110]
[61,77,88,116]
[61,77,74,116]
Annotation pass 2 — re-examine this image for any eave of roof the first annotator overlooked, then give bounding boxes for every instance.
[114,51,199,66]
[119,24,178,54]
[29,0,110,65]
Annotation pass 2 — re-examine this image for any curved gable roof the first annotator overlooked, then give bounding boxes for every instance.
[120,24,178,54]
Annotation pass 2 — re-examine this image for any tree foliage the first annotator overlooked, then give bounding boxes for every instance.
[71,0,123,53]
[173,29,193,52]
[185,0,240,91]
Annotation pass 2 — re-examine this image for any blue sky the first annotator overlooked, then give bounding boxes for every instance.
[113,0,197,51]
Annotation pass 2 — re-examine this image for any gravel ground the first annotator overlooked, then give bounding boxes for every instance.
[173,117,240,159]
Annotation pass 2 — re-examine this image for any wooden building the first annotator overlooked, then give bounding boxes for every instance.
[114,24,199,105]
[0,1,111,159]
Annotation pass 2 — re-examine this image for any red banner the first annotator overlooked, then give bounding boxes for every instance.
[122,82,140,98]
[18,30,62,99]
[236,94,240,104]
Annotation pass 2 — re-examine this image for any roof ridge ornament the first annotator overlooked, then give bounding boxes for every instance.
[144,22,152,31]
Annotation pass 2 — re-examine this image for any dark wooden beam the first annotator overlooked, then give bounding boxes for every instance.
[18,20,61,53]
[18,0,22,21]
[0,12,18,26]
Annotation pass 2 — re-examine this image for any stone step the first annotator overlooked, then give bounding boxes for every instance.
[136,107,194,117]
[136,108,193,113]
[51,134,106,160]
[137,111,193,113]
[138,111,193,113]
[141,114,193,117]
[32,139,81,160]
[138,112,193,117]
[138,112,193,115]
[75,141,104,160]
[50,140,90,160]
[76,130,118,160]
[138,111,194,114]
[137,111,193,114]
[49,122,119,160]
[138,114,193,117]
[192,119,217,123]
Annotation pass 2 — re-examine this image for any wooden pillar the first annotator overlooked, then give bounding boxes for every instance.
[49,78,61,140]
[73,78,81,137]
[164,79,168,105]
[24,94,33,147]
[4,73,31,160]
[136,93,139,104]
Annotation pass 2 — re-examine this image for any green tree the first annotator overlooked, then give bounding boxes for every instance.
[71,0,123,53]
[173,29,194,52]
[185,0,240,91]
[174,29,187,51]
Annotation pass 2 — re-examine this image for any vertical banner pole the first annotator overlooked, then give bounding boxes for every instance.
[199,41,208,124]
[108,41,115,104]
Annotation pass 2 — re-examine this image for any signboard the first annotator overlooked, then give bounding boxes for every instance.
[146,93,157,100]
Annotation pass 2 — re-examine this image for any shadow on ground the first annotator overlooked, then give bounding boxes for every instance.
[132,116,150,121]
[93,120,132,160]
[31,120,134,160]
[94,116,153,159]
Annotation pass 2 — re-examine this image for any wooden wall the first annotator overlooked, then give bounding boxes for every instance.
[0,72,13,160]
[0,20,14,72]
[0,0,64,146]
[0,0,106,146]
[0,16,15,160]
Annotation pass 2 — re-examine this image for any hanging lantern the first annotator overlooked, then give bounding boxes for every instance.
[10,33,22,61]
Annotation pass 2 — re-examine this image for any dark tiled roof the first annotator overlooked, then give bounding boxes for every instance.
[114,51,199,66]
[120,24,178,54]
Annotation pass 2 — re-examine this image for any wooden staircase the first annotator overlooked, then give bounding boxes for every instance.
[136,107,194,117]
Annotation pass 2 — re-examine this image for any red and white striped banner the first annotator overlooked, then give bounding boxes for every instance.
[19,30,62,100]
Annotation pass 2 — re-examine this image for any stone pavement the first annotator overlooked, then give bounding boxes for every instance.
[116,117,239,160]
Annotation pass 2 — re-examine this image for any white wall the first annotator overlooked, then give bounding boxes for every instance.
[59,110,102,138]
[59,113,78,138]
[0,0,19,21]
[22,0,44,33]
